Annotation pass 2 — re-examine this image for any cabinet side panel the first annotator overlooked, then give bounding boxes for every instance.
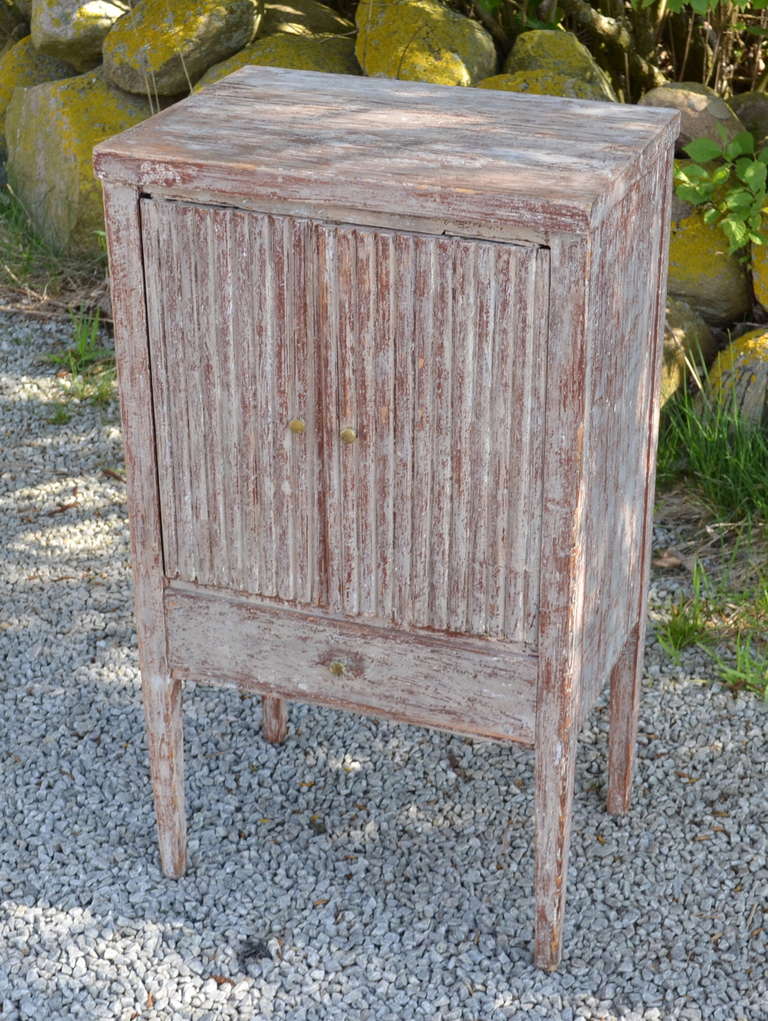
[580,150,674,715]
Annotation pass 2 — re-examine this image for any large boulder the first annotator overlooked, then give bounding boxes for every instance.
[728,91,768,146]
[707,328,768,427]
[639,82,744,153]
[259,0,353,37]
[502,29,616,102]
[753,232,768,311]
[660,297,717,406]
[31,0,127,72]
[197,31,359,86]
[5,69,150,252]
[0,34,75,155]
[476,70,614,103]
[355,0,496,86]
[103,0,263,96]
[666,195,752,324]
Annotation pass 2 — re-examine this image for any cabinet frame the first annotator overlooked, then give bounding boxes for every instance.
[96,69,678,971]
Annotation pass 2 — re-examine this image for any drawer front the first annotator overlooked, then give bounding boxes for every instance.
[141,200,547,644]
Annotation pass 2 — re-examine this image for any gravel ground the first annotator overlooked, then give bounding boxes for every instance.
[0,310,766,1021]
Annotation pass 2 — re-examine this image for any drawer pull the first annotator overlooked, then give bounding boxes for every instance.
[288,418,306,434]
[340,427,357,444]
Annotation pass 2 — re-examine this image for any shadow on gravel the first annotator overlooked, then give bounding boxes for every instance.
[1,327,766,1020]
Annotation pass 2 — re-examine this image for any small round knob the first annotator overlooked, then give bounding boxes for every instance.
[340,427,357,444]
[288,418,306,434]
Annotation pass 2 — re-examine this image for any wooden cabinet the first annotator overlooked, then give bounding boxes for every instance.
[94,67,679,970]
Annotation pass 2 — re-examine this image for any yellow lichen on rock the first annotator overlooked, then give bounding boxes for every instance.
[31,0,127,72]
[197,32,360,87]
[0,35,76,155]
[476,70,614,102]
[5,69,150,252]
[259,0,353,37]
[753,234,768,311]
[102,0,263,96]
[667,196,752,325]
[355,0,496,86]
[660,297,716,407]
[707,328,768,426]
[503,29,616,101]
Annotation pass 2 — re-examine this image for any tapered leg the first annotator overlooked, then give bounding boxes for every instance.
[533,721,579,971]
[262,695,288,744]
[607,624,642,815]
[142,674,186,878]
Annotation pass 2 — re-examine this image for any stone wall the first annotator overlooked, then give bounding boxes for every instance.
[1,3,768,398]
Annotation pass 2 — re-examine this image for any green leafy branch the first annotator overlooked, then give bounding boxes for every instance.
[675,129,768,255]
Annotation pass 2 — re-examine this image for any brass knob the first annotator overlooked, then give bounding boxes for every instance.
[340,427,357,444]
[288,418,306,434]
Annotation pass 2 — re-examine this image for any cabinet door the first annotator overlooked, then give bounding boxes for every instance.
[142,201,547,643]
[315,223,548,645]
[141,200,326,605]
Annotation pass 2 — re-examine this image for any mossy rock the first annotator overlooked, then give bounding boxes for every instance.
[753,233,768,311]
[197,31,359,87]
[728,91,768,147]
[0,0,27,39]
[5,69,151,252]
[476,70,614,103]
[707,328,768,427]
[639,82,744,153]
[355,0,496,87]
[667,194,752,325]
[103,0,263,96]
[660,297,716,406]
[31,0,126,72]
[259,0,353,37]
[0,34,75,155]
[502,29,616,102]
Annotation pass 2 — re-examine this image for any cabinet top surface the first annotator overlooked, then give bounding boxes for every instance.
[93,66,679,236]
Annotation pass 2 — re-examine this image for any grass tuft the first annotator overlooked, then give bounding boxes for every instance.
[657,380,768,524]
[656,562,714,664]
[0,185,107,314]
[45,308,117,418]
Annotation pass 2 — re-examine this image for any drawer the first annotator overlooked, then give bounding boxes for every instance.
[165,583,537,744]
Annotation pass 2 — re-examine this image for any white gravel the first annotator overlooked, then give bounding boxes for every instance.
[1,310,766,1021]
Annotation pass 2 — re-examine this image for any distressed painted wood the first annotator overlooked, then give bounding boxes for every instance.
[141,202,545,644]
[101,183,186,879]
[579,148,675,720]
[165,583,538,744]
[607,147,675,815]
[261,696,288,745]
[93,67,679,244]
[533,235,589,972]
[96,73,679,971]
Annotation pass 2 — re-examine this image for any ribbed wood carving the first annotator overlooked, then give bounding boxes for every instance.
[141,200,547,643]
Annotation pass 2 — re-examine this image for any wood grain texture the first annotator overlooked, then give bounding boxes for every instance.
[261,696,288,745]
[533,235,589,972]
[579,147,674,720]
[607,148,675,814]
[164,583,538,745]
[141,201,545,644]
[93,67,680,242]
[101,183,186,878]
[98,76,678,970]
